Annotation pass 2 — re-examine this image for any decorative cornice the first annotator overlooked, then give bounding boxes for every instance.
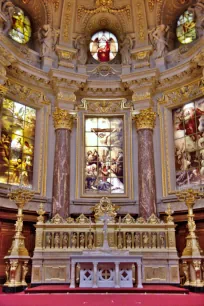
[77,98,133,113]
[133,108,157,130]
[157,78,204,108]
[52,107,75,130]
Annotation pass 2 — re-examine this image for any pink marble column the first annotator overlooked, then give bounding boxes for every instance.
[52,108,74,218]
[134,108,157,219]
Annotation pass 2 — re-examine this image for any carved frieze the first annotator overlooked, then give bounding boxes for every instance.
[77,98,133,113]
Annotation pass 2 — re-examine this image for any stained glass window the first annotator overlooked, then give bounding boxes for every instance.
[176,10,196,44]
[173,98,204,189]
[85,116,124,194]
[0,98,36,187]
[9,8,31,44]
[90,31,118,62]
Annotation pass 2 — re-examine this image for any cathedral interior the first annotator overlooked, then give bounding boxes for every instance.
[0,0,204,294]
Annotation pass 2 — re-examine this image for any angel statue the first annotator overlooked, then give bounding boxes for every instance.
[75,34,88,65]
[1,0,15,34]
[188,0,204,38]
[38,24,59,57]
[148,24,169,59]
[120,35,133,65]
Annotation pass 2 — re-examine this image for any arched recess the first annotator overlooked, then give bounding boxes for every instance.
[12,0,53,34]
[158,0,196,50]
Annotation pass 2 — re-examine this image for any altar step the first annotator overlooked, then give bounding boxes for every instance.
[25,284,189,294]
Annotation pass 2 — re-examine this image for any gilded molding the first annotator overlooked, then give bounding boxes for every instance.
[77,98,133,113]
[52,107,75,130]
[133,108,156,130]
[0,84,8,96]
[157,79,204,108]
[63,1,72,42]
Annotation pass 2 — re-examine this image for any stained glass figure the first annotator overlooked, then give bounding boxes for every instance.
[173,98,204,189]
[85,117,124,194]
[0,98,36,187]
[176,10,196,44]
[90,31,118,62]
[9,8,31,44]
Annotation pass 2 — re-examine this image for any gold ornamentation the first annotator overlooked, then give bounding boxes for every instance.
[50,213,66,224]
[78,98,133,113]
[148,0,161,12]
[76,214,90,224]
[122,214,135,224]
[176,189,203,256]
[77,0,130,19]
[66,216,75,223]
[88,63,120,77]
[37,203,46,224]
[147,214,161,224]
[135,217,146,224]
[63,2,72,42]
[52,107,75,130]
[92,197,119,222]
[165,204,174,224]
[0,84,8,96]
[52,0,60,11]
[158,79,204,107]
[132,92,151,102]
[133,108,156,130]
[135,1,145,41]
[21,261,29,286]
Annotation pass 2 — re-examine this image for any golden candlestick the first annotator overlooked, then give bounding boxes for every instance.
[176,189,203,257]
[3,188,34,292]
[8,188,34,256]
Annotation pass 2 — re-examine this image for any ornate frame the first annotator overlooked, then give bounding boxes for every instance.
[75,98,134,200]
[157,78,204,197]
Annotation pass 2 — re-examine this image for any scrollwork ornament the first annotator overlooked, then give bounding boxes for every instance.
[52,107,75,130]
[133,108,156,130]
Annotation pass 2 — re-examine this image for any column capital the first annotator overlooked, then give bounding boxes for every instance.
[52,107,75,130]
[133,108,156,130]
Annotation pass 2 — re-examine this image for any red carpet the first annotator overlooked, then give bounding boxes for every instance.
[25,284,189,294]
[0,292,203,306]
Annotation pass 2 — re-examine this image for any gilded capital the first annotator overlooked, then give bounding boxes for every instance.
[52,107,74,130]
[133,108,156,130]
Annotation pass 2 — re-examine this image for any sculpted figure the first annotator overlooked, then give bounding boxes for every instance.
[188,0,204,38]
[62,233,68,248]
[120,35,133,65]
[151,233,157,248]
[45,232,52,248]
[1,1,15,34]
[126,232,132,248]
[71,232,77,248]
[54,233,60,248]
[149,24,169,59]
[79,233,85,248]
[117,232,123,249]
[159,233,165,248]
[75,35,88,65]
[142,232,149,248]
[134,233,140,248]
[87,232,93,249]
[38,24,58,57]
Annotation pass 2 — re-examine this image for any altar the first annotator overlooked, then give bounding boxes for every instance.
[70,253,143,288]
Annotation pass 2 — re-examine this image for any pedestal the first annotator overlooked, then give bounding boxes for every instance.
[41,56,53,72]
[155,57,166,72]
[77,65,87,74]
[122,64,131,74]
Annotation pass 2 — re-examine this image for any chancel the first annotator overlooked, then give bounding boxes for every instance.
[0,0,204,304]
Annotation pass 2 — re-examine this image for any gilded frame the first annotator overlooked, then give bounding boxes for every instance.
[158,78,204,196]
[75,106,134,200]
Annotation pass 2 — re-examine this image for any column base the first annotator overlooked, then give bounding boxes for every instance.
[3,285,27,293]
[69,284,75,288]
[137,284,143,288]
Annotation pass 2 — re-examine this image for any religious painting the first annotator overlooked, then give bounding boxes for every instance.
[84,116,124,194]
[173,98,204,189]
[90,31,118,62]
[9,7,32,44]
[176,10,196,44]
[0,98,36,187]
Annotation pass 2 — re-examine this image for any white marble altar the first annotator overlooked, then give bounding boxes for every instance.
[70,252,143,288]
